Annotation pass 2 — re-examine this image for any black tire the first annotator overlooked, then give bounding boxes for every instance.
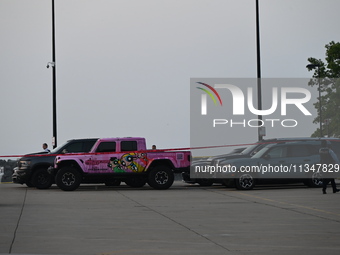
[125,178,146,188]
[105,180,121,186]
[32,168,53,189]
[148,165,174,190]
[197,179,214,186]
[235,173,256,190]
[55,166,82,191]
[304,172,323,187]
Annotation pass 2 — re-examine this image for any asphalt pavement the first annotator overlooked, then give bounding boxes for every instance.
[1,181,340,255]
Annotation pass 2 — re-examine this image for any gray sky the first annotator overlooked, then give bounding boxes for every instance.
[1,0,340,157]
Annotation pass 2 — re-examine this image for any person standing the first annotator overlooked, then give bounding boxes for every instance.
[42,143,50,152]
[320,140,340,194]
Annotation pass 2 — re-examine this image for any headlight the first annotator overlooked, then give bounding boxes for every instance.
[19,160,31,169]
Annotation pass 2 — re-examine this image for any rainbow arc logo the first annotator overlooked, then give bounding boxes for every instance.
[196,82,223,115]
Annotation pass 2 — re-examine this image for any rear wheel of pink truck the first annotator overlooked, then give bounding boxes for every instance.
[148,165,174,190]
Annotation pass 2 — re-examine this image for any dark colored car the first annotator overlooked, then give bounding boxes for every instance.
[220,139,340,190]
[184,137,340,186]
[12,138,98,189]
[184,138,306,186]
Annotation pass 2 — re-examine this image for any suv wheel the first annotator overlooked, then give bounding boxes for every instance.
[235,173,256,190]
[304,172,323,187]
[55,167,82,191]
[148,165,174,190]
[32,168,53,189]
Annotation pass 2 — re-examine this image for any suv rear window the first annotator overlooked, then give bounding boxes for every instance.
[96,142,116,152]
[121,141,137,151]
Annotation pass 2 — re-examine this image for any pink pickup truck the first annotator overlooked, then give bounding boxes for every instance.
[49,137,191,191]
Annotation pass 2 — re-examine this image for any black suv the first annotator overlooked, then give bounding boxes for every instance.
[185,137,340,186]
[219,139,340,190]
[12,138,98,189]
[184,138,309,186]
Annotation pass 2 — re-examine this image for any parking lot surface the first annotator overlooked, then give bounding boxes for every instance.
[1,181,340,255]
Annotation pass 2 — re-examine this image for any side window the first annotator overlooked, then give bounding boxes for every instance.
[96,142,116,153]
[266,146,287,158]
[330,141,340,157]
[308,145,321,156]
[121,141,137,151]
[63,142,84,153]
[288,145,310,157]
[84,140,96,152]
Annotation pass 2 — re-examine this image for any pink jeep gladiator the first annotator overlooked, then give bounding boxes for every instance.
[49,137,191,191]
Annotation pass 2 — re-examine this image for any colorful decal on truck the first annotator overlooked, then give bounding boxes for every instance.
[108,152,149,173]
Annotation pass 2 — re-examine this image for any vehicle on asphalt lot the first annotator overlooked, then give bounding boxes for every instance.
[49,137,191,191]
[0,167,3,182]
[183,137,328,186]
[12,138,98,189]
[219,139,340,190]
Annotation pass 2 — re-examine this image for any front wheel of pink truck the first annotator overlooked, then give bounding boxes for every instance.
[148,165,174,190]
[55,166,82,191]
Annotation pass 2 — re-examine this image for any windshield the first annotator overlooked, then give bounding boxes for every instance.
[50,141,69,154]
[241,143,260,155]
[252,145,273,158]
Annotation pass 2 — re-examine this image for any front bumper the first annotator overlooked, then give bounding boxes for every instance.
[12,169,28,184]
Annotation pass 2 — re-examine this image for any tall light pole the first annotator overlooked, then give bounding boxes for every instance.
[306,63,322,137]
[47,0,57,148]
[256,0,263,141]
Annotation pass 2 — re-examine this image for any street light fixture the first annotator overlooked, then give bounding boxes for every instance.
[255,0,263,141]
[306,63,322,137]
[47,0,57,149]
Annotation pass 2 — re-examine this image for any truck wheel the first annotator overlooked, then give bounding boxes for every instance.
[55,167,81,191]
[125,178,146,188]
[235,173,255,190]
[304,172,323,187]
[148,165,174,190]
[32,168,53,189]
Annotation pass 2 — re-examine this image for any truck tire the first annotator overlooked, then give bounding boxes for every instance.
[304,172,323,188]
[148,165,174,190]
[32,168,53,189]
[55,166,82,191]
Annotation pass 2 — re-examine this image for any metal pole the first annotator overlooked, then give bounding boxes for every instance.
[52,0,57,148]
[256,0,263,141]
[318,67,322,137]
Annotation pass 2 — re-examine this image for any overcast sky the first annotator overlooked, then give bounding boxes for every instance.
[1,0,340,157]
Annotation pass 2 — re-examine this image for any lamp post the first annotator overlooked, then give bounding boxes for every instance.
[306,63,322,137]
[47,0,57,148]
[256,0,263,141]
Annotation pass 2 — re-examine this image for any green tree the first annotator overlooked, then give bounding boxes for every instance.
[306,41,340,137]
